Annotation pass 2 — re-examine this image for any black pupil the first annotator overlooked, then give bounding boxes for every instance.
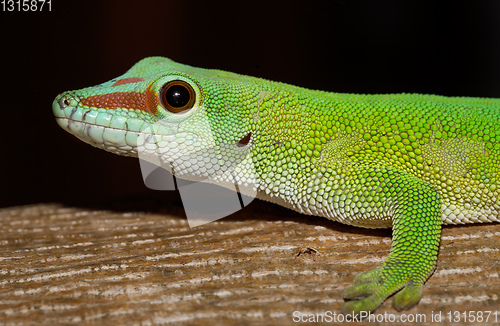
[165,84,190,108]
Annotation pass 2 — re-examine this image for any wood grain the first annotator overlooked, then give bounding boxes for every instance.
[0,198,499,325]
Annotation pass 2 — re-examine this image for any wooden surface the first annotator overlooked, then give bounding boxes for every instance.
[0,197,499,325]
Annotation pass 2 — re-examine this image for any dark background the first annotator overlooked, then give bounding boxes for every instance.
[1,0,500,208]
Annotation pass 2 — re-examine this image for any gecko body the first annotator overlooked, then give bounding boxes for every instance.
[53,57,500,314]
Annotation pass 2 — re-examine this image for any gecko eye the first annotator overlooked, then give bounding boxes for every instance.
[160,80,196,113]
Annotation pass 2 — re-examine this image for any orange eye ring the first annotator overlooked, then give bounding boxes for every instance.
[160,80,196,113]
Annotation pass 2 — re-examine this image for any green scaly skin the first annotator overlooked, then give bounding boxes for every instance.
[53,57,500,314]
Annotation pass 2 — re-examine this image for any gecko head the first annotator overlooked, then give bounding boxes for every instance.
[53,57,257,182]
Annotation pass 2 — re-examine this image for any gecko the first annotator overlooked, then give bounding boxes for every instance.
[52,57,500,314]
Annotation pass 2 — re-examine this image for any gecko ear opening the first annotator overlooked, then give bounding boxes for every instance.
[160,80,196,113]
[237,132,252,147]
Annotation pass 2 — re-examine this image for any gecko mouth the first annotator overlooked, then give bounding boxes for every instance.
[53,92,153,156]
[55,116,139,157]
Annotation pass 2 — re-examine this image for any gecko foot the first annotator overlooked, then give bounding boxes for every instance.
[341,263,425,315]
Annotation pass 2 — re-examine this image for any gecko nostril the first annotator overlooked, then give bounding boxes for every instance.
[58,94,73,109]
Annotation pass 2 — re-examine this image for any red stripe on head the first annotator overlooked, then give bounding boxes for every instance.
[112,77,144,87]
[145,84,161,115]
[80,85,162,115]
[81,92,148,112]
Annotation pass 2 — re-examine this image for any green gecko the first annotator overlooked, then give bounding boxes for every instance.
[53,57,500,314]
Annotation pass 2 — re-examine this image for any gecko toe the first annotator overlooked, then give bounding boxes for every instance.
[343,281,380,300]
[392,282,423,311]
[342,294,386,317]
